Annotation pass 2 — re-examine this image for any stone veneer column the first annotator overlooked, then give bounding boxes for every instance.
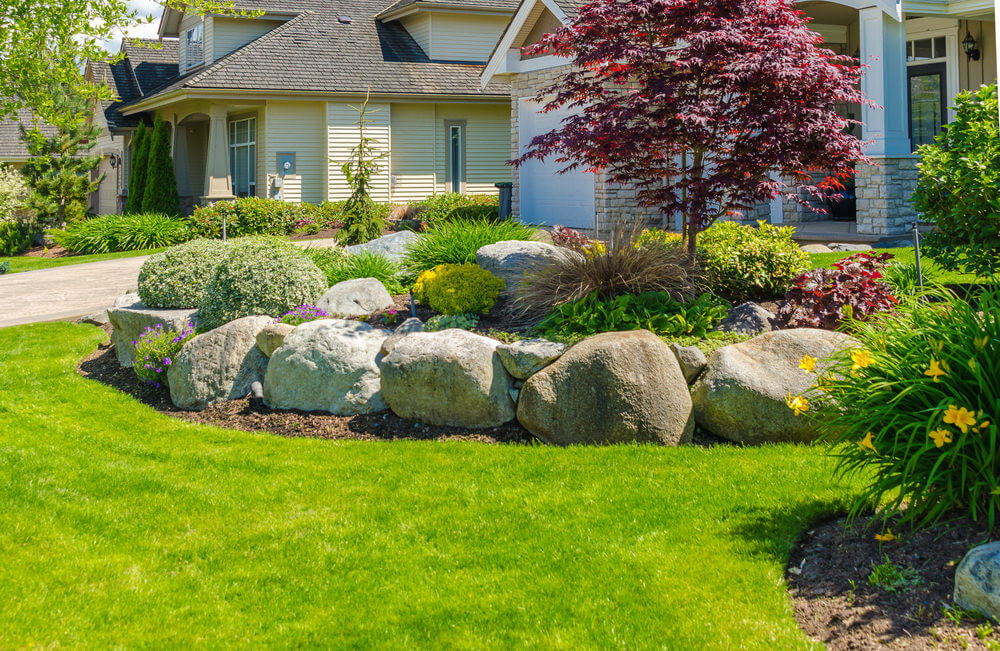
[202,104,235,204]
[855,157,919,235]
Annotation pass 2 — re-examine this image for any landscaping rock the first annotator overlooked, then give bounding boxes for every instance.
[691,328,854,443]
[108,303,200,367]
[79,311,111,327]
[954,542,1000,621]
[379,317,424,357]
[255,322,295,358]
[517,330,694,446]
[114,292,141,308]
[714,302,778,335]
[496,338,568,380]
[316,278,393,316]
[345,230,420,263]
[263,319,390,415]
[800,244,833,254]
[475,240,581,298]
[380,329,516,428]
[670,343,707,383]
[827,242,873,252]
[167,316,272,411]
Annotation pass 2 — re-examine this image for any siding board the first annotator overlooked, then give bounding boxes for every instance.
[327,101,391,203]
[265,101,327,204]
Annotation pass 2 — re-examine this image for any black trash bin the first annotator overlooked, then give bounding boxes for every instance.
[495,182,513,220]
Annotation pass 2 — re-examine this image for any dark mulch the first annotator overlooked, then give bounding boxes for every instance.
[787,513,997,649]
[21,243,73,258]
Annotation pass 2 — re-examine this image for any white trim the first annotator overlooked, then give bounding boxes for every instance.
[904,19,960,122]
[481,0,570,87]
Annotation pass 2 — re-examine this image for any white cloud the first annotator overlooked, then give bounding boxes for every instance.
[102,0,164,52]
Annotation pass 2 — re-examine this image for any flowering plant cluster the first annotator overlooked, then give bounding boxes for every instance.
[787,285,1000,529]
[133,322,195,389]
[779,252,898,329]
[277,304,329,326]
[382,308,400,326]
[550,225,605,255]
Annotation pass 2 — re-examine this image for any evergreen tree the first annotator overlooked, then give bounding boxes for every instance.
[126,123,150,214]
[336,90,387,245]
[141,113,180,216]
[19,84,103,227]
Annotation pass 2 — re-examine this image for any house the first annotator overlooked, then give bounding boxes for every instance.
[482,0,999,237]
[90,0,522,214]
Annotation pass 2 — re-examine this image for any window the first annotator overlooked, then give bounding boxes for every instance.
[229,118,256,198]
[446,122,465,193]
[908,64,946,148]
[186,23,204,68]
[906,37,946,62]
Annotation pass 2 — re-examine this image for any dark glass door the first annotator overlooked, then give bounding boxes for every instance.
[908,63,946,149]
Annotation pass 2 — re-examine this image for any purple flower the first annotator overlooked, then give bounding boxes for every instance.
[155,368,162,374]
[164,358,171,365]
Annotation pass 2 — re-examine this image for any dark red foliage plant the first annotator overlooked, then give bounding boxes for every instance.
[512,0,871,256]
[779,252,898,329]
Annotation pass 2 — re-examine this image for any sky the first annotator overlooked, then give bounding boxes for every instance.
[103,0,165,52]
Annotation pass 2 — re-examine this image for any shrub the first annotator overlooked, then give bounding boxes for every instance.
[276,304,330,326]
[411,193,499,223]
[635,228,683,250]
[550,225,606,255]
[188,198,320,238]
[0,221,34,256]
[307,247,407,295]
[141,114,180,216]
[779,251,898,329]
[402,218,537,274]
[199,237,328,330]
[138,239,230,309]
[0,260,9,275]
[882,260,942,298]
[536,291,727,339]
[913,84,1000,276]
[0,164,28,225]
[448,205,499,221]
[794,285,1000,529]
[425,313,480,331]
[696,221,809,301]
[412,263,505,315]
[126,123,150,215]
[51,213,191,254]
[132,322,195,389]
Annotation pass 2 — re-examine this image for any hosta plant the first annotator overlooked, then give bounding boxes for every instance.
[536,291,727,339]
[779,252,897,329]
[133,322,195,389]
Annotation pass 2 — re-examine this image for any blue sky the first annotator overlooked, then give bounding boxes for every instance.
[104,0,165,52]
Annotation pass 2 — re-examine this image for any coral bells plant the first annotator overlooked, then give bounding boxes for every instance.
[277,305,329,326]
[132,322,195,389]
[779,252,898,329]
[790,286,1000,529]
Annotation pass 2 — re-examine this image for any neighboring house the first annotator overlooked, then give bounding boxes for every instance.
[482,0,999,237]
[103,0,520,213]
[0,110,58,170]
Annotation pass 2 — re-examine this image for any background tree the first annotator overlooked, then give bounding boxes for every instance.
[126,123,150,214]
[19,85,103,227]
[513,0,870,255]
[336,90,388,245]
[141,114,180,216]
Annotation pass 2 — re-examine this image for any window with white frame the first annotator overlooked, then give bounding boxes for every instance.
[229,117,256,198]
[186,23,204,69]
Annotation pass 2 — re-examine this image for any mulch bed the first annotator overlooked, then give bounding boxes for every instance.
[787,513,997,649]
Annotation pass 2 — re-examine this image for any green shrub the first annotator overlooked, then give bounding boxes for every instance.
[133,321,195,389]
[307,247,407,295]
[276,305,330,326]
[412,263,504,315]
[402,218,536,274]
[795,285,1000,529]
[141,114,180,216]
[126,123,150,215]
[448,205,499,221]
[0,260,9,275]
[425,313,480,331]
[138,239,230,309]
[199,237,328,330]
[411,193,499,223]
[697,221,809,301]
[913,84,1000,276]
[0,220,34,256]
[51,213,191,254]
[0,164,28,225]
[537,292,727,339]
[187,198,335,238]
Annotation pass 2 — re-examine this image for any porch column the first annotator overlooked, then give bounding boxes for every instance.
[858,7,911,157]
[202,105,234,203]
[172,122,191,198]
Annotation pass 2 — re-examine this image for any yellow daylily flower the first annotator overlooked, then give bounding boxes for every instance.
[858,432,876,451]
[924,358,948,382]
[786,394,809,417]
[799,355,817,373]
[851,349,873,372]
[975,335,989,350]
[943,405,977,434]
[969,358,978,373]
[875,531,897,542]
[929,429,953,448]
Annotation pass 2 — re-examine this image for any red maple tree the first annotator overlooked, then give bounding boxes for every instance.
[513,0,872,255]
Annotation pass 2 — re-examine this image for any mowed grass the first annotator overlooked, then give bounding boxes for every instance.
[808,247,980,285]
[1,247,167,273]
[0,323,859,648]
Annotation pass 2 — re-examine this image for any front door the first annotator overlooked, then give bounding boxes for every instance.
[907,63,947,149]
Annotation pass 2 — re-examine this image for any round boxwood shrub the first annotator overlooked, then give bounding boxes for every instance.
[199,236,328,329]
[412,263,504,315]
[696,221,809,301]
[138,239,230,309]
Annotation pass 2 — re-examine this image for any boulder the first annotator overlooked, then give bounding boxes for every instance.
[256,322,295,357]
[380,329,516,428]
[114,292,141,308]
[954,542,1000,621]
[670,343,707,383]
[316,278,393,316]
[167,316,272,411]
[800,244,833,254]
[714,302,778,335]
[79,311,110,327]
[108,302,200,367]
[517,330,694,446]
[827,242,873,252]
[475,240,581,298]
[496,338,568,380]
[691,328,854,443]
[380,317,424,357]
[345,230,420,263]
[263,319,390,415]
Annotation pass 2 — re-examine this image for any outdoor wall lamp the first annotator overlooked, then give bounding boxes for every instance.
[109,153,122,169]
[962,31,981,61]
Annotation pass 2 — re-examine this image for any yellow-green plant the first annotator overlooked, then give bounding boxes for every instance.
[413,263,504,315]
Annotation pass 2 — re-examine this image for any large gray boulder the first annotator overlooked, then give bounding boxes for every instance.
[475,240,581,298]
[346,230,420,263]
[691,328,854,443]
[167,315,272,411]
[380,317,424,357]
[263,319,390,415]
[108,300,200,367]
[316,278,393,316]
[517,330,694,446]
[955,542,1000,621]
[714,302,778,335]
[380,329,516,428]
[496,338,568,380]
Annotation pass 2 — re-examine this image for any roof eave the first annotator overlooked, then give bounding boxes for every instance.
[378,2,516,21]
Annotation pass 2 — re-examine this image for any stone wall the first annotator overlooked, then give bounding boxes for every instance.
[855,157,919,236]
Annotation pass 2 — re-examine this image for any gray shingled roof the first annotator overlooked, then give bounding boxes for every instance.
[0,109,57,161]
[553,0,589,17]
[89,38,179,130]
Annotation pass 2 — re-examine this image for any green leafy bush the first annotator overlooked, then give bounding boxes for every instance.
[913,84,1000,276]
[133,322,195,389]
[696,221,809,301]
[0,260,9,275]
[51,213,191,254]
[0,220,34,256]
[425,313,480,331]
[412,263,504,315]
[187,198,341,239]
[138,239,230,309]
[402,218,536,274]
[411,193,499,223]
[199,237,328,330]
[795,285,1000,529]
[537,292,728,339]
[307,248,407,295]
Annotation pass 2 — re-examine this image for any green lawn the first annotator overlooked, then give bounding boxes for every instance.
[0,323,859,647]
[1,247,167,274]
[808,247,980,285]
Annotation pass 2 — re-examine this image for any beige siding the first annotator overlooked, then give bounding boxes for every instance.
[959,19,997,90]
[212,17,284,60]
[389,103,437,202]
[178,13,206,70]
[327,101,391,203]
[265,101,327,204]
[434,103,511,194]
[400,14,431,55]
[428,13,510,62]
